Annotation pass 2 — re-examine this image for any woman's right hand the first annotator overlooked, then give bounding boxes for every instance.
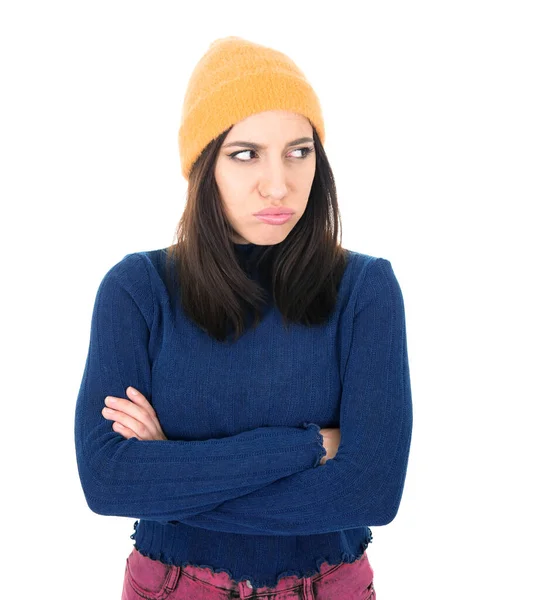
[319,428,341,464]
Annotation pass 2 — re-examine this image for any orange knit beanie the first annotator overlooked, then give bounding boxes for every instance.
[178,36,326,180]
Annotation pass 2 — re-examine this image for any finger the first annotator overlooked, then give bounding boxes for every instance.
[125,389,162,431]
[102,407,150,439]
[126,387,157,418]
[112,421,141,440]
[104,396,154,430]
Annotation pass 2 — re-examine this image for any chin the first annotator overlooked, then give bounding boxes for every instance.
[231,219,298,245]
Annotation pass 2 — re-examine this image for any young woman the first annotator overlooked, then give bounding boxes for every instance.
[75,36,413,599]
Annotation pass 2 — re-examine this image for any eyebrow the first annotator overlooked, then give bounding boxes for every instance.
[222,137,314,150]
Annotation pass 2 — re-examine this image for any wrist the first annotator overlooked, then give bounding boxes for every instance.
[319,430,328,465]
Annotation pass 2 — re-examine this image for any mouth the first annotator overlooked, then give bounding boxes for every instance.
[253,211,294,216]
[254,213,293,225]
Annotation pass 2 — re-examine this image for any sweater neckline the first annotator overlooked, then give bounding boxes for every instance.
[233,242,258,251]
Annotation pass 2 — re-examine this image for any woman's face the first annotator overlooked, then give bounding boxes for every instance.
[214,110,317,245]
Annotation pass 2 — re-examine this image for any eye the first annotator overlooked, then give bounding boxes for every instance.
[229,149,257,162]
[291,146,315,159]
[227,146,315,162]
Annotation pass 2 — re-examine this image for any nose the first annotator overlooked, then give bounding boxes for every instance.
[258,159,288,200]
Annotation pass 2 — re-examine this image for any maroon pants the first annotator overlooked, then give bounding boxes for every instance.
[122,547,375,599]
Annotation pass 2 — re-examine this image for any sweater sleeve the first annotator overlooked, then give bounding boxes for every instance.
[74,254,327,522]
[175,258,413,535]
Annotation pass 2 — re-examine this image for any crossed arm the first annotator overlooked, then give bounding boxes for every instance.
[101,387,340,464]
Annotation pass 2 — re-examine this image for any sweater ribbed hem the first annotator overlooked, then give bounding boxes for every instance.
[302,422,327,467]
[130,519,373,589]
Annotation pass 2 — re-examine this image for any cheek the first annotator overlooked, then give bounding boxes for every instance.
[219,184,251,220]
[217,165,250,194]
[221,183,255,215]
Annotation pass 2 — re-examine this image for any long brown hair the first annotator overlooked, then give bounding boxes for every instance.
[165,122,349,343]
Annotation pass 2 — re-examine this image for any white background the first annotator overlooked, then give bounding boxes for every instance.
[1,1,539,598]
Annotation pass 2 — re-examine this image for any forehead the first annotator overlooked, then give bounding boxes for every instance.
[226,110,312,138]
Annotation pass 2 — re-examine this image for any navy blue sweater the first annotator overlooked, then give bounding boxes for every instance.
[74,243,413,588]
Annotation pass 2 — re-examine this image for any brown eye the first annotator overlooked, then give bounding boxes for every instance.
[290,147,315,159]
[228,150,257,161]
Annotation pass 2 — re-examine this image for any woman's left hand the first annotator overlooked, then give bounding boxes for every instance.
[102,386,168,441]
